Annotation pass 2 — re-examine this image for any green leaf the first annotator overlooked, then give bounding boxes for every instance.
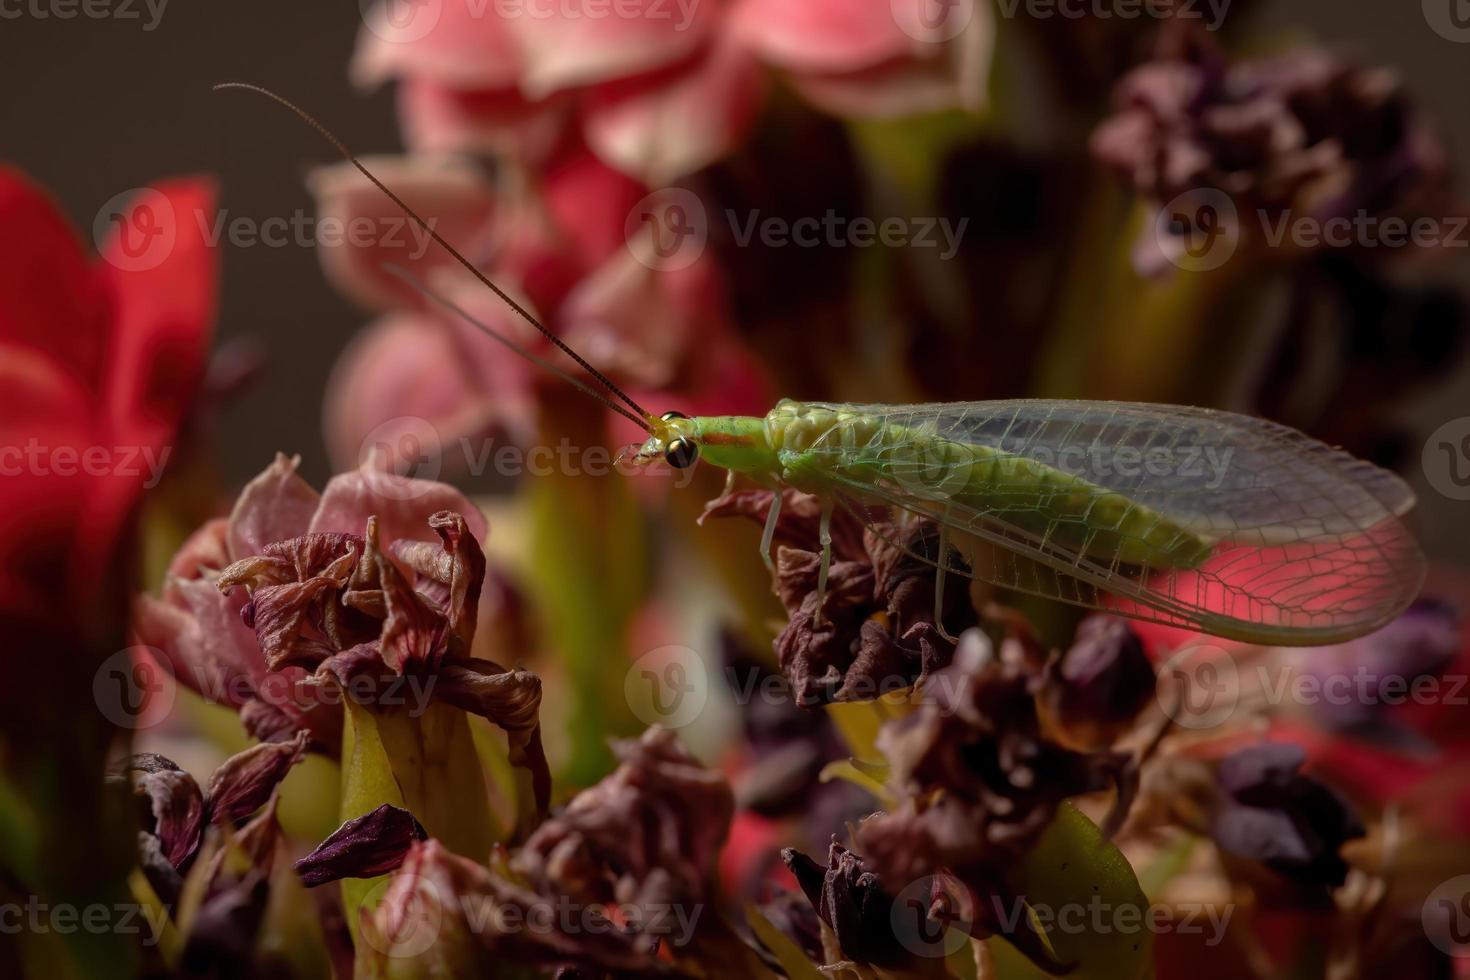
[744,906,823,980]
[818,757,892,807]
[1000,803,1153,980]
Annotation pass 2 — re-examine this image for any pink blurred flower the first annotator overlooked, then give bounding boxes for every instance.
[354,0,991,184]
[311,150,770,472]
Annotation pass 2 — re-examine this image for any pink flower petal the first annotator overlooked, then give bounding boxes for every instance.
[559,244,725,390]
[227,454,322,562]
[308,156,498,311]
[166,518,231,580]
[171,576,265,688]
[585,34,764,184]
[310,459,488,547]
[398,79,571,162]
[540,150,649,275]
[731,0,920,73]
[354,0,524,90]
[322,312,500,474]
[508,0,718,97]
[734,0,992,117]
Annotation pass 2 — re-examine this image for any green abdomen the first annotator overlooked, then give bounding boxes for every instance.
[772,405,1212,571]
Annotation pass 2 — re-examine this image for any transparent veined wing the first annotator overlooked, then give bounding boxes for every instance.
[782,400,1425,645]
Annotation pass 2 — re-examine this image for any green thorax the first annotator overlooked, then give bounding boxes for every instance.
[685,414,780,475]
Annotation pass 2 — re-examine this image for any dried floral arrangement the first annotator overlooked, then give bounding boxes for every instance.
[3,3,1469,979]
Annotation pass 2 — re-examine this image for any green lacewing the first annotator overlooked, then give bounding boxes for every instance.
[217,84,1426,647]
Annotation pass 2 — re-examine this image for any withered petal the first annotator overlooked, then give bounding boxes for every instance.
[434,661,550,815]
[391,511,486,653]
[370,517,451,673]
[227,452,322,562]
[204,730,309,827]
[112,754,206,869]
[295,803,428,887]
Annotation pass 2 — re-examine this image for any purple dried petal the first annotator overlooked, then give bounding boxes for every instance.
[204,730,309,827]
[262,532,364,582]
[295,804,428,887]
[782,840,910,968]
[369,517,450,673]
[862,635,1136,890]
[136,830,184,905]
[1210,743,1364,887]
[1216,742,1306,800]
[390,511,486,654]
[513,728,732,917]
[433,661,549,815]
[1039,616,1157,750]
[113,754,206,869]
[181,873,271,973]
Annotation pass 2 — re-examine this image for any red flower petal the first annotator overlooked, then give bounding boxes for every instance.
[96,177,218,454]
[0,167,111,390]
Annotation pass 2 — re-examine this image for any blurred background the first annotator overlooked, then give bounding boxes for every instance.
[6,2,1470,976]
[6,1,1469,562]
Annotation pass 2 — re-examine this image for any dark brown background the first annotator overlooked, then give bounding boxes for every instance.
[4,1,1469,560]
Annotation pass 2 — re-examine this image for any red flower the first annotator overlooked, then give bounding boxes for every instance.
[0,169,216,620]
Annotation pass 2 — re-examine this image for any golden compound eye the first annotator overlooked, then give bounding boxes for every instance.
[665,438,699,469]
[660,410,688,422]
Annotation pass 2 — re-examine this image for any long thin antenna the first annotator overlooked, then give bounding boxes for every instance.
[213,81,655,433]
[383,263,653,433]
